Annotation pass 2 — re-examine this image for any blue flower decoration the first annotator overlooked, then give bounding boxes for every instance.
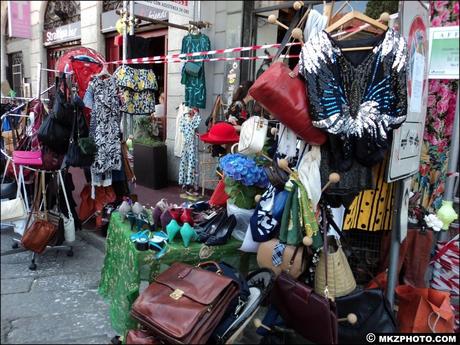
[219,154,268,188]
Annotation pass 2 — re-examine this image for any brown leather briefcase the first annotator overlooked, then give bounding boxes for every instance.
[131,261,239,344]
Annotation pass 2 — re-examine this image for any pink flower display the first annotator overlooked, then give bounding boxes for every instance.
[411,1,459,216]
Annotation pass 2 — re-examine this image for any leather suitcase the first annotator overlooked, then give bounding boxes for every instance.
[131,262,239,344]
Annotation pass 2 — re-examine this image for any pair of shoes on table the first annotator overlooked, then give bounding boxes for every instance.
[166,220,198,248]
[169,207,194,226]
[130,230,169,258]
[195,209,237,246]
[119,199,145,219]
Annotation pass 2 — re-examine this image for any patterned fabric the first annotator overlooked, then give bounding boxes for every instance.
[299,29,408,165]
[343,158,396,231]
[272,242,286,267]
[114,66,158,115]
[181,33,211,109]
[84,76,122,191]
[300,29,407,141]
[411,0,459,213]
[178,111,201,187]
[98,212,254,335]
[250,184,279,242]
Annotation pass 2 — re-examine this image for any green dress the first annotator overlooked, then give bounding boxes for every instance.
[180,33,210,109]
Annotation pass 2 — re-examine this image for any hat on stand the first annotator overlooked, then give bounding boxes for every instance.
[200,122,240,145]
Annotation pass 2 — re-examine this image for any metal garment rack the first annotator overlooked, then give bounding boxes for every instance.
[1,63,74,270]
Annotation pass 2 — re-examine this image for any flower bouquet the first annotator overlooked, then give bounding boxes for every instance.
[219,154,269,210]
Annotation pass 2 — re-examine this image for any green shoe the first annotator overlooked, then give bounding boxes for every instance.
[166,220,181,242]
[180,223,197,248]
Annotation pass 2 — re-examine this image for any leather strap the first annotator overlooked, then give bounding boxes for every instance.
[23,171,41,232]
[322,206,329,299]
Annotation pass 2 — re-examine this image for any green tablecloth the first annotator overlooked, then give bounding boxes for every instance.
[98,211,255,334]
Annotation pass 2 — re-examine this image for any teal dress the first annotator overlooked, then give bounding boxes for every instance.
[180,33,210,109]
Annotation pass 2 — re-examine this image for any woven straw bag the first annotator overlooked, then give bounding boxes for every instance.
[315,236,356,298]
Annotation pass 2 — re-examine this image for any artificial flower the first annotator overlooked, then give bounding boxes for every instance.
[424,214,443,231]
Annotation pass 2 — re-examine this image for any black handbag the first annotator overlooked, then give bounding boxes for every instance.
[52,75,73,127]
[65,108,94,167]
[335,288,397,344]
[263,159,289,190]
[37,114,71,154]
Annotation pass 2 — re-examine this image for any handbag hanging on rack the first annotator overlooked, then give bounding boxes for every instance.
[65,102,94,167]
[21,171,58,254]
[248,8,327,146]
[238,116,268,155]
[271,214,338,344]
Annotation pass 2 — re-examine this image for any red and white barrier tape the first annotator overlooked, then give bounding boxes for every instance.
[107,42,302,65]
[110,54,300,65]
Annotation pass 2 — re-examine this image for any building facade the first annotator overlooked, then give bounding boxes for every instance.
[0,1,303,183]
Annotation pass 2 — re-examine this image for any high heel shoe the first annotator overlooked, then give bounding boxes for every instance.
[180,223,198,248]
[166,220,181,242]
[205,215,237,246]
[180,208,194,226]
[169,208,183,222]
[196,209,227,243]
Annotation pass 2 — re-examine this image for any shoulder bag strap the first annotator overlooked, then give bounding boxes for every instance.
[58,170,73,221]
[23,171,41,232]
[40,171,48,221]
[322,206,330,299]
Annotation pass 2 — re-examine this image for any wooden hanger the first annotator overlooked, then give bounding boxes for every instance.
[325,10,388,52]
[339,12,390,41]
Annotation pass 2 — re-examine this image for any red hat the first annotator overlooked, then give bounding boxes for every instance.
[200,122,239,145]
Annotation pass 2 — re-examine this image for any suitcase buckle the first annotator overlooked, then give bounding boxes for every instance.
[170,289,184,300]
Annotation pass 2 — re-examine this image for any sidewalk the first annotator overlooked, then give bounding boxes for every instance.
[1,229,115,344]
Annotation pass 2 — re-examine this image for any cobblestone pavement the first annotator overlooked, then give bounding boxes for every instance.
[1,228,273,344]
[1,229,115,344]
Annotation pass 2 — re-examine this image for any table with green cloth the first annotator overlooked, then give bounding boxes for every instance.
[98,211,255,335]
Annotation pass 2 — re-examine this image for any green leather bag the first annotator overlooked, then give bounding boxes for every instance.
[184,61,202,77]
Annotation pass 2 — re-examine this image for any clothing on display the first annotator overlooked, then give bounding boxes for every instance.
[178,109,201,188]
[181,33,211,109]
[114,66,158,115]
[84,76,122,195]
[299,28,408,166]
[174,104,187,158]
[343,159,396,231]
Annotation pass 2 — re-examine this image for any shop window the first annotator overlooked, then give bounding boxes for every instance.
[6,52,23,97]
[103,0,123,12]
[44,0,80,30]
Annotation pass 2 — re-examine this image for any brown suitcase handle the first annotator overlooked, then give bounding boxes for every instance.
[196,261,223,275]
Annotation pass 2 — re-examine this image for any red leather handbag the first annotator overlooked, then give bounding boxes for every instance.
[249,62,327,145]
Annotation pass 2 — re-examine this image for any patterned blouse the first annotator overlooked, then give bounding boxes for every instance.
[114,66,158,115]
[299,29,408,165]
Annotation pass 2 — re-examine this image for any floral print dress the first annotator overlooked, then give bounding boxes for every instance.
[114,65,158,115]
[178,110,201,187]
[83,76,122,194]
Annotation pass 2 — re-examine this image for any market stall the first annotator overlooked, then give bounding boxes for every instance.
[1,1,458,344]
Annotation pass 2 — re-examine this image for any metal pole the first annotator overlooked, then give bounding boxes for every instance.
[122,0,128,141]
[386,178,403,307]
[444,89,459,202]
[127,0,135,137]
[36,62,42,100]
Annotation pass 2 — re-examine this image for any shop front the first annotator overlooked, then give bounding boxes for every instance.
[43,1,81,92]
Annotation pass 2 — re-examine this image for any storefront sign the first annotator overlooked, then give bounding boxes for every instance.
[428,26,459,79]
[135,1,195,18]
[7,1,31,39]
[387,1,429,183]
[101,4,168,33]
[44,22,81,47]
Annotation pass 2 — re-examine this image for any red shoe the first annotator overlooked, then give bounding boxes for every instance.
[180,208,194,226]
[168,208,183,223]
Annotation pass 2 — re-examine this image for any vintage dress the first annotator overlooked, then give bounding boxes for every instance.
[114,65,158,115]
[83,76,122,193]
[178,110,201,187]
[180,33,211,109]
[299,29,408,166]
